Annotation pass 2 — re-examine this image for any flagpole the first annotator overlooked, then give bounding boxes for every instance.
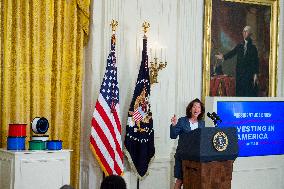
[137,178,140,189]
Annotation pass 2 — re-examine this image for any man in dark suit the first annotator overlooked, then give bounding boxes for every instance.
[215,26,259,96]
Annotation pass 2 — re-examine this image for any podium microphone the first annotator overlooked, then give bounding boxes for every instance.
[207,112,215,120]
[207,112,222,126]
[212,112,222,122]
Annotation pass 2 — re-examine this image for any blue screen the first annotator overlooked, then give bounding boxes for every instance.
[217,101,284,157]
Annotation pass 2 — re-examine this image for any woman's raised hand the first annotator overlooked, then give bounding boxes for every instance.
[171,114,177,126]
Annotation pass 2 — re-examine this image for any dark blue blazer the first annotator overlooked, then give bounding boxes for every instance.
[170,116,205,158]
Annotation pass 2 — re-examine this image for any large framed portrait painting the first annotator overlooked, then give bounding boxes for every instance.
[202,0,279,98]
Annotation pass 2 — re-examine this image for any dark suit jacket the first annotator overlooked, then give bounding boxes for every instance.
[170,116,205,158]
[223,37,259,96]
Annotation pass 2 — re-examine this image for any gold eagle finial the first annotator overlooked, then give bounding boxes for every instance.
[142,21,150,34]
[110,20,118,33]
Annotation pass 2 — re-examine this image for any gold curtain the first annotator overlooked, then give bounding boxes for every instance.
[0,0,90,188]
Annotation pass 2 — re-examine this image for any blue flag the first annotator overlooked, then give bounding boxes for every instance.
[124,36,155,178]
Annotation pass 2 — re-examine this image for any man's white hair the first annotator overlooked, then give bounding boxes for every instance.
[243,26,252,34]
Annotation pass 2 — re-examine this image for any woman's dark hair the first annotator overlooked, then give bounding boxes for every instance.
[100,175,127,189]
[186,98,205,120]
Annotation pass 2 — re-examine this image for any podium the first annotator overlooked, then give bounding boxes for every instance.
[179,127,238,189]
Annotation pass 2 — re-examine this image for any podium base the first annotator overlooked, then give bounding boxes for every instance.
[182,160,233,189]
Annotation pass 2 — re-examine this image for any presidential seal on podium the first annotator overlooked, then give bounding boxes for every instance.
[213,131,228,152]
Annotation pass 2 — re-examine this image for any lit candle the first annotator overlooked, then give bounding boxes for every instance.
[150,48,153,62]
[160,48,163,61]
[165,48,167,62]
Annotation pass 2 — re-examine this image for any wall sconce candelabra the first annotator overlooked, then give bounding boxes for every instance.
[148,44,167,85]
[142,21,167,85]
[149,55,167,85]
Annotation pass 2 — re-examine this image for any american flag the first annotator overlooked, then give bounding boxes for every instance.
[90,35,123,176]
[133,106,146,122]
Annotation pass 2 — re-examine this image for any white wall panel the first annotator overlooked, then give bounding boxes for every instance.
[81,0,179,188]
[232,155,284,189]
[176,0,204,116]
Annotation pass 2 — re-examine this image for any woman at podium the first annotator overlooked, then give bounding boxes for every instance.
[170,98,205,189]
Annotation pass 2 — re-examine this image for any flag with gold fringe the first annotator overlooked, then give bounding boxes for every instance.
[124,35,155,178]
[90,34,123,176]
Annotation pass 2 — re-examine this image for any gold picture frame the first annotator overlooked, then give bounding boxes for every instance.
[202,0,279,100]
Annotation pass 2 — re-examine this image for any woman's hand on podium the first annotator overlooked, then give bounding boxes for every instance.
[171,114,177,126]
